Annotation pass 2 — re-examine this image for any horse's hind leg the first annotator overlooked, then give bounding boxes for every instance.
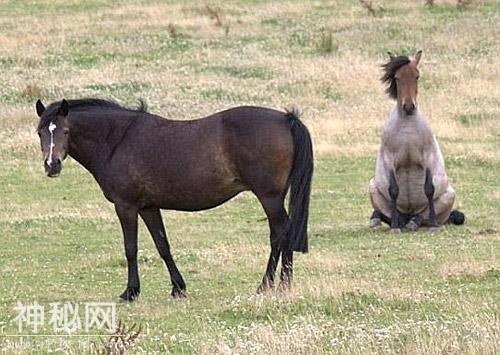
[139,208,186,298]
[369,179,392,228]
[280,249,293,291]
[370,210,391,228]
[256,194,289,293]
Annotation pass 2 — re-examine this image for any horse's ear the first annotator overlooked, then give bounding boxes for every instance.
[387,51,395,60]
[414,50,423,66]
[58,99,69,117]
[36,99,45,117]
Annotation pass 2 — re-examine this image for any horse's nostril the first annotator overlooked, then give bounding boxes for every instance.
[404,103,415,115]
[44,158,61,169]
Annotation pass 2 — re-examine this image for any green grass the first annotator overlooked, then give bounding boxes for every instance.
[0,0,499,353]
[0,157,498,353]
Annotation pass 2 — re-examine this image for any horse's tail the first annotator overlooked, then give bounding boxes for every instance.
[447,210,465,225]
[285,108,313,253]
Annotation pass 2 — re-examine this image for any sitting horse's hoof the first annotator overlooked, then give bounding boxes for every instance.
[369,218,381,229]
[171,287,187,299]
[406,220,419,232]
[119,287,140,302]
[429,226,440,233]
[390,228,402,234]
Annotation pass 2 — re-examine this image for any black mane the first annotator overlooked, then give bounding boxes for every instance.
[381,55,410,99]
[37,98,147,130]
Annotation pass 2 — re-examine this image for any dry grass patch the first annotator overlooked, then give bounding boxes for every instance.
[439,259,499,278]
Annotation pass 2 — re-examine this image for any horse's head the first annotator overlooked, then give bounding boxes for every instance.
[35,99,70,177]
[382,50,422,116]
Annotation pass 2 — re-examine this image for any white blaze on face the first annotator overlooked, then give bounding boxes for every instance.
[47,122,57,167]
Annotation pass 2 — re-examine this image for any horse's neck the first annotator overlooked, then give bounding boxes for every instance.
[67,113,132,176]
[385,106,429,133]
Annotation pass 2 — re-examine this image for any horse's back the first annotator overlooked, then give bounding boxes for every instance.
[98,106,294,210]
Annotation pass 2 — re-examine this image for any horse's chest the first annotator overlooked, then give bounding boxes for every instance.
[389,134,425,169]
[385,130,428,213]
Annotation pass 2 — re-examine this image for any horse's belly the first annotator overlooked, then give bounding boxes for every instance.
[153,177,248,211]
[396,167,427,214]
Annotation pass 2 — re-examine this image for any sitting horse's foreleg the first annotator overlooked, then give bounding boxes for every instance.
[424,169,439,233]
[257,195,288,293]
[115,204,141,301]
[139,208,186,298]
[388,171,402,233]
[419,185,460,226]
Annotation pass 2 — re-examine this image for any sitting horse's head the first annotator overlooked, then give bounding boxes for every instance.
[381,50,422,116]
[35,99,70,177]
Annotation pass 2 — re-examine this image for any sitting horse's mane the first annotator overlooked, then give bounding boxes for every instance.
[38,98,147,130]
[381,55,411,99]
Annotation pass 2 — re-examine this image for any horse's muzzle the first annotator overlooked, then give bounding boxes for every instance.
[403,103,416,116]
[45,159,62,177]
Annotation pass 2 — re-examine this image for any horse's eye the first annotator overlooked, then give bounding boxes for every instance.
[416,75,420,80]
[63,129,69,135]
[37,131,41,137]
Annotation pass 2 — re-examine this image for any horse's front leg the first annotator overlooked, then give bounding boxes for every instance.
[388,171,401,233]
[424,168,440,233]
[115,203,140,301]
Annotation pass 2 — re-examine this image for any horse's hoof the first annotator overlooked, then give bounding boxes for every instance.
[406,220,419,232]
[257,281,274,294]
[429,226,440,233]
[369,218,381,228]
[278,281,292,293]
[171,287,187,299]
[119,287,140,302]
[390,228,402,234]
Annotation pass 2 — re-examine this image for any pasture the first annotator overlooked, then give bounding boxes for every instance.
[0,0,499,353]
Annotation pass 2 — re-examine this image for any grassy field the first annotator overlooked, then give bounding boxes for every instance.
[0,0,499,353]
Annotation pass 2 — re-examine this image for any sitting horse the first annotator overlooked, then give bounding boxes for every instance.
[35,99,313,300]
[369,51,464,232]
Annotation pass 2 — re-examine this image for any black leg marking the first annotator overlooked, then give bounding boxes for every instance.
[424,169,439,232]
[388,171,401,233]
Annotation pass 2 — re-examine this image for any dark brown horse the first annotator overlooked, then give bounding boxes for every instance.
[35,98,313,301]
